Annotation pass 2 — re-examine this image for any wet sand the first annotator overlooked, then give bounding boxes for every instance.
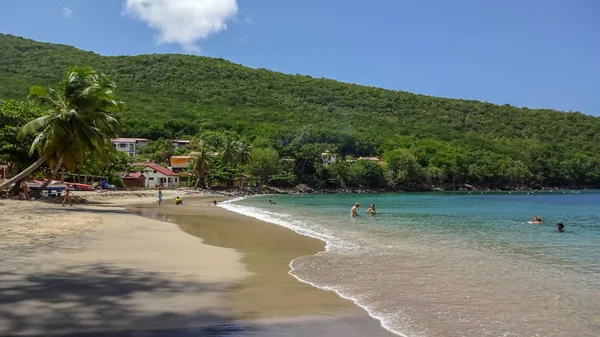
[132,198,397,336]
[1,196,395,336]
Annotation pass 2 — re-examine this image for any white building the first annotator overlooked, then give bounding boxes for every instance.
[112,138,148,158]
[134,162,179,188]
[171,139,191,148]
[321,152,337,166]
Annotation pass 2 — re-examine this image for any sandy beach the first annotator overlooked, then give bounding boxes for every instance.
[0,192,395,336]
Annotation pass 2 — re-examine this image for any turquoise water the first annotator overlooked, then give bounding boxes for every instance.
[221,191,600,337]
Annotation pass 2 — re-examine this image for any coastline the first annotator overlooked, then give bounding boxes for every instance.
[0,192,395,336]
[218,197,406,336]
[209,184,596,199]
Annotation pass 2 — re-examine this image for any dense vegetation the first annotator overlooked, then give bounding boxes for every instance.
[1,34,599,190]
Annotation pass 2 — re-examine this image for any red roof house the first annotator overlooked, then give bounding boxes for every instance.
[133,162,179,188]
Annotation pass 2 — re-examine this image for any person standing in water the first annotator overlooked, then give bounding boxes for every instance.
[158,188,163,205]
[366,204,376,216]
[351,202,360,217]
[556,223,565,232]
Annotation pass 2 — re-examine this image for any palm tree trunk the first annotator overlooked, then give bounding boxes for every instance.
[39,158,64,190]
[11,178,23,196]
[0,155,50,191]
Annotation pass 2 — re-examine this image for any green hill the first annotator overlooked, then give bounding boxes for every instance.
[1,33,599,189]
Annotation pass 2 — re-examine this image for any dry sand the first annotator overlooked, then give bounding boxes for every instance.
[0,193,395,336]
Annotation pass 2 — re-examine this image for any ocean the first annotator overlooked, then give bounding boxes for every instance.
[220,191,600,337]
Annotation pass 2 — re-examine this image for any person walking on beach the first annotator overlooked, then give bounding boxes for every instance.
[158,188,163,205]
[351,202,360,217]
[62,184,72,206]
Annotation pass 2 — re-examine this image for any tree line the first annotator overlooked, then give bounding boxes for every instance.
[1,34,600,190]
[2,66,599,193]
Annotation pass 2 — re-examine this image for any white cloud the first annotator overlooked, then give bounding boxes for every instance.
[123,0,239,52]
[62,6,74,19]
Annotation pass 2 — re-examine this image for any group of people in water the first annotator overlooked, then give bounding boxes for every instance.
[351,204,566,232]
[351,202,376,217]
[528,216,566,232]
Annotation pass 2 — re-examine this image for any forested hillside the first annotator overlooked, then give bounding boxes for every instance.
[1,34,599,189]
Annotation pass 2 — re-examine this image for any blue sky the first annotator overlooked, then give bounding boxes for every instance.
[1,0,599,115]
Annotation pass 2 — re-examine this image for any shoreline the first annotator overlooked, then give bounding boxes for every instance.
[218,197,404,336]
[0,192,395,336]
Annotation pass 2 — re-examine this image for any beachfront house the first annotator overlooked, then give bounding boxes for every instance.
[133,162,179,188]
[170,156,193,172]
[121,172,146,189]
[112,138,148,159]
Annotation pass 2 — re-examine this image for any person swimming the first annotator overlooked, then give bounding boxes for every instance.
[556,222,565,232]
[351,202,360,217]
[366,203,376,216]
[532,216,542,223]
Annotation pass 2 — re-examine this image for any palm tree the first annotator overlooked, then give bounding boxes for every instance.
[323,146,337,165]
[235,141,252,189]
[237,141,252,167]
[0,67,123,191]
[221,136,239,167]
[189,137,200,151]
[191,140,213,188]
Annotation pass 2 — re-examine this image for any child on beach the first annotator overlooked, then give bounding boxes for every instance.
[158,188,163,205]
[175,196,182,205]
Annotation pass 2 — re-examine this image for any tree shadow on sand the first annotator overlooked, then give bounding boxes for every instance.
[0,263,254,337]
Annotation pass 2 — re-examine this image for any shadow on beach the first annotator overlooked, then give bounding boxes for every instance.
[0,263,243,337]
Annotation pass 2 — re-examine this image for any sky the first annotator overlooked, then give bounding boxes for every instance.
[1,0,599,115]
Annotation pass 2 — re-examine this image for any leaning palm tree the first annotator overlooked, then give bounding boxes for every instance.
[0,67,123,191]
[191,140,214,188]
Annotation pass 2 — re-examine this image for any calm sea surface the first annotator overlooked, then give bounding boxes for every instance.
[220,191,600,337]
